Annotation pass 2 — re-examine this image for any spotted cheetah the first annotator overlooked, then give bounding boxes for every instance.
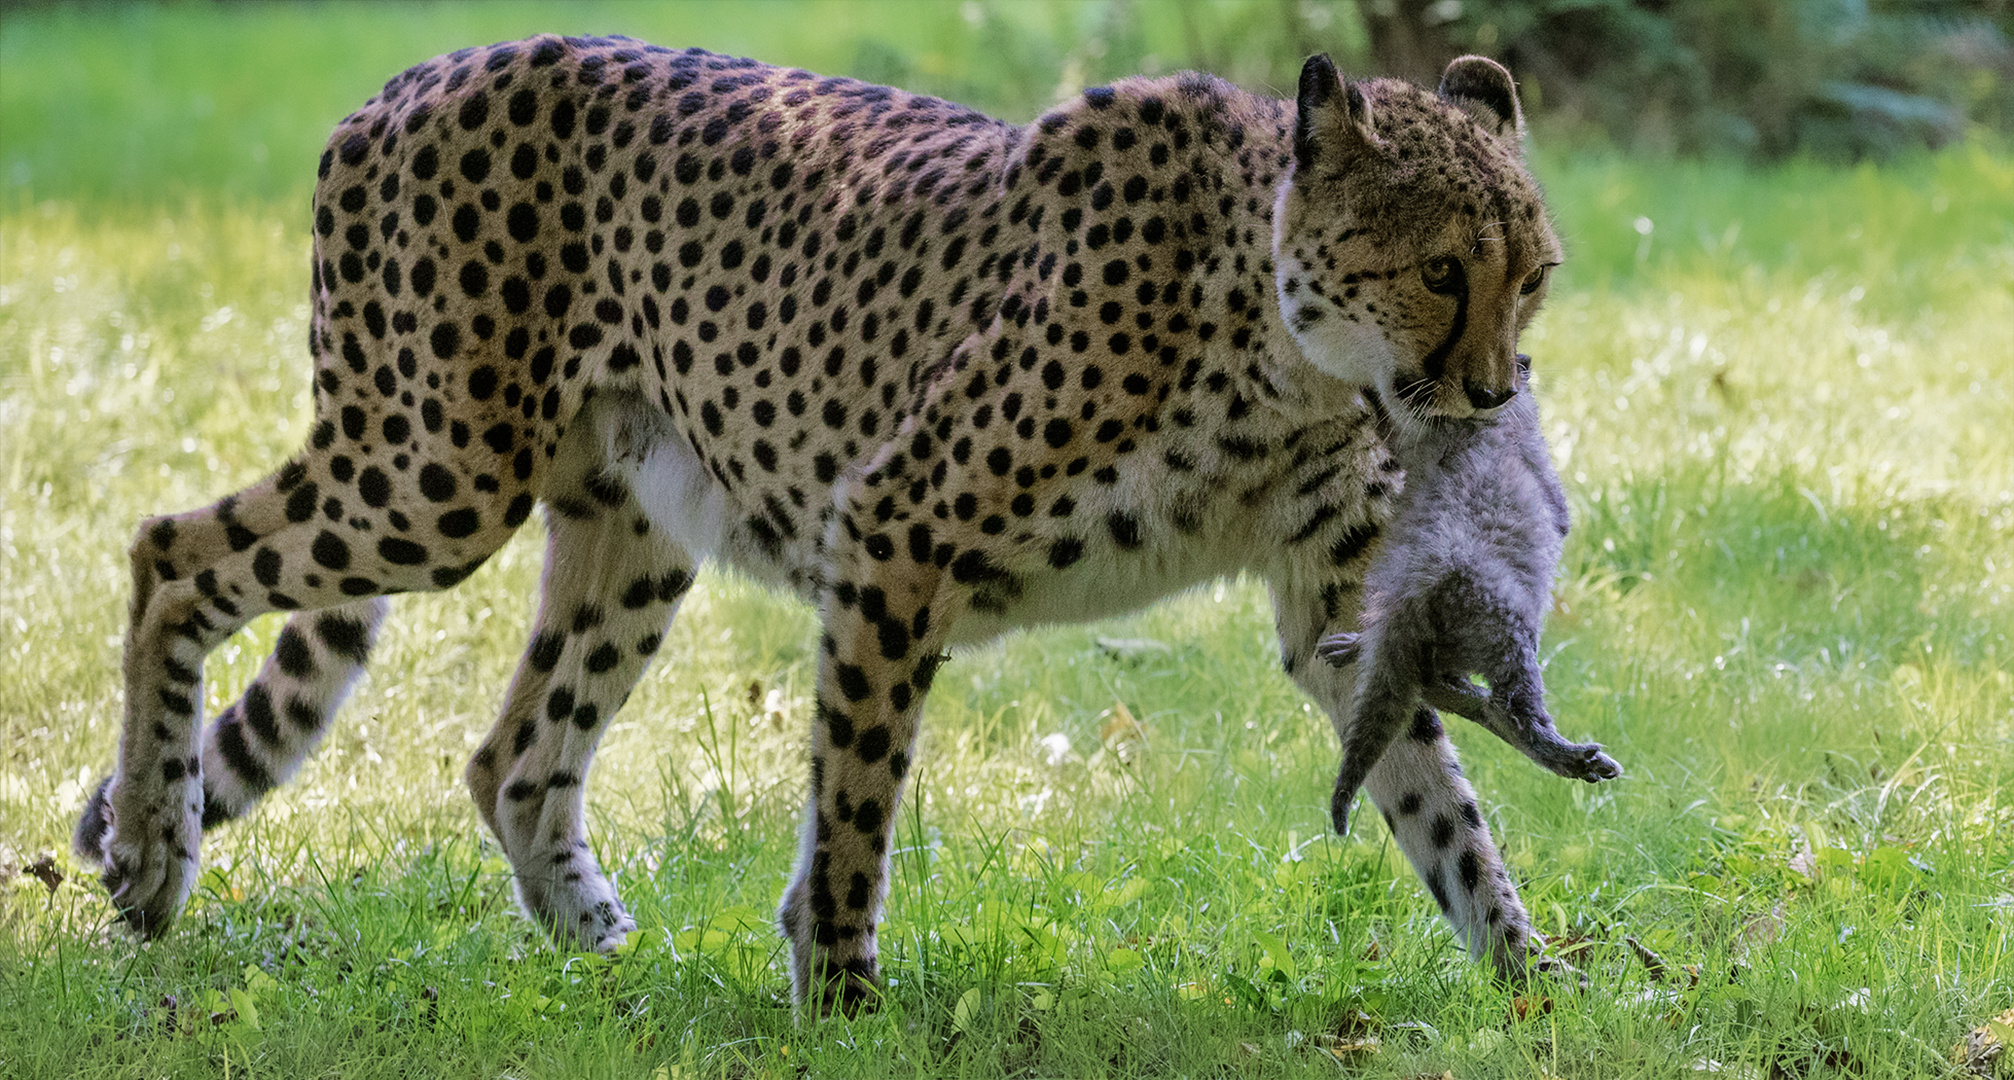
[1315,368,1622,840]
[74,36,1570,1013]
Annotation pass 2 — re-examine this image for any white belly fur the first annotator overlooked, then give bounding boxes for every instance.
[609,400,1253,645]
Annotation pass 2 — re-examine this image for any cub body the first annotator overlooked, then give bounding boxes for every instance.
[1319,376,1620,835]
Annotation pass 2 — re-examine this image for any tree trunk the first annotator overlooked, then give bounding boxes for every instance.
[1363,0,1459,85]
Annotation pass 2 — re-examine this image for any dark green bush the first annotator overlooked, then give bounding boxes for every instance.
[1358,0,2013,160]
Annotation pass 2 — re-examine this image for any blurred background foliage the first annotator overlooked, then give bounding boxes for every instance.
[3,0,2010,210]
[1373,0,2014,160]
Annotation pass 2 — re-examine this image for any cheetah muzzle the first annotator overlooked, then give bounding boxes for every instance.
[76,35,1584,1013]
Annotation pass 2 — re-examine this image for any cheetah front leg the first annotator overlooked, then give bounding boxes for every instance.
[1271,575,1565,982]
[778,530,959,1017]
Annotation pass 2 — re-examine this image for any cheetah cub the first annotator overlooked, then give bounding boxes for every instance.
[1319,368,1621,835]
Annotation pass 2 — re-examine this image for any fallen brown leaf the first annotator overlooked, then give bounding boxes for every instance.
[1315,1032,1380,1059]
[1547,931,1599,962]
[1626,934,1668,980]
[1509,994,1554,1023]
[28,853,63,895]
[1952,1005,2014,1077]
[1100,700,1147,764]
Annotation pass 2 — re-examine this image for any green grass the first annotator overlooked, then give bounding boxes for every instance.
[2,3,2012,1078]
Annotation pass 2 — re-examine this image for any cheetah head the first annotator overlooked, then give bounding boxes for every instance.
[1272,53,1561,429]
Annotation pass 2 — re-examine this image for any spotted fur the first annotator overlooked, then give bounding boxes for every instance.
[76,37,1573,1011]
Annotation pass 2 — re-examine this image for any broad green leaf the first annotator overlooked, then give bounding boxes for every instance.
[241,964,278,996]
[952,987,981,1034]
[712,904,769,934]
[228,986,261,1030]
[1251,929,1296,980]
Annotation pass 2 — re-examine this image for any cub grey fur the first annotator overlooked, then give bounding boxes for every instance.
[1320,370,1620,834]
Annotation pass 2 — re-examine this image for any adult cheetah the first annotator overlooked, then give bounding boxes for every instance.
[75,35,1569,1012]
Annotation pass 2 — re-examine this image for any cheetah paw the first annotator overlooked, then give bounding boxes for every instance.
[515,856,637,952]
[573,899,639,953]
[806,956,881,1019]
[86,776,203,939]
[1519,941,1592,990]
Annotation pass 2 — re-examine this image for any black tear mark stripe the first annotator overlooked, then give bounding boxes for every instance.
[1418,266,1470,383]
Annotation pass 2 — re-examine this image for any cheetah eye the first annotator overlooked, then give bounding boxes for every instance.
[1519,264,1553,296]
[1420,256,1462,295]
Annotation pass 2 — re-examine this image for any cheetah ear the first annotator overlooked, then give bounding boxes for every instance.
[1438,55,1524,144]
[1294,53,1379,172]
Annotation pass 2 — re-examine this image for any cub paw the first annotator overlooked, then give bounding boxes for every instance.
[1542,740,1622,783]
[1577,746,1624,782]
[1315,631,1362,667]
[1517,723,1625,784]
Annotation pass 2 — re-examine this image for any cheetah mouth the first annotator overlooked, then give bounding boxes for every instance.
[1388,374,1457,427]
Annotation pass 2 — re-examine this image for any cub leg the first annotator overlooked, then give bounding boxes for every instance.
[1330,649,1425,836]
[1467,694,1623,783]
[1322,633,1622,783]
[1470,648,1622,782]
[778,540,958,1017]
[1273,580,1558,982]
[470,423,693,953]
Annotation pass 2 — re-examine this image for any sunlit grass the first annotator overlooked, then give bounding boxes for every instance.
[3,7,2013,1077]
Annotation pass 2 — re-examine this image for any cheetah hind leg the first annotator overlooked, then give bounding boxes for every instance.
[82,461,506,936]
[76,599,389,861]
[471,399,695,952]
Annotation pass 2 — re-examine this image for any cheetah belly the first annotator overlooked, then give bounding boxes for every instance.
[614,413,1247,642]
[610,403,813,596]
[946,517,1253,646]
[947,555,1232,645]
[627,438,732,560]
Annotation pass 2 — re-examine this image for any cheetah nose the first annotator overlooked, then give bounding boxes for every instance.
[1463,381,1517,411]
